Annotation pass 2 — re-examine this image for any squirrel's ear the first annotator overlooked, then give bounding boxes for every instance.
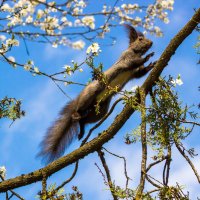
[124,24,138,44]
[137,31,144,37]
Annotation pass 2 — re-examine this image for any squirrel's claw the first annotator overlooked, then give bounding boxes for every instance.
[146,61,157,70]
[145,52,155,62]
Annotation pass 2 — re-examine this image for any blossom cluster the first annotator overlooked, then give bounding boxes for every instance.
[62,60,83,79]
[102,0,174,36]
[0,0,88,51]
[0,0,174,75]
[0,0,174,50]
[145,0,174,36]
[0,36,19,54]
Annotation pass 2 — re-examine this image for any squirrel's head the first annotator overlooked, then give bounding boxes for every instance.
[124,24,153,55]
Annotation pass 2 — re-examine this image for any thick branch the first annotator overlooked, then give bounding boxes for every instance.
[142,8,200,93]
[136,89,147,199]
[0,8,199,193]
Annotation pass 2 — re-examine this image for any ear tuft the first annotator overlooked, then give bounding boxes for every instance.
[137,31,144,37]
[123,24,138,44]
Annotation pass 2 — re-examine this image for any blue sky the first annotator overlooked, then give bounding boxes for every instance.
[0,0,200,199]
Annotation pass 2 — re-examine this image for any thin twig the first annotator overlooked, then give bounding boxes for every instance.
[8,193,14,199]
[175,141,200,183]
[103,147,131,191]
[97,149,118,200]
[162,159,167,185]
[46,162,79,199]
[55,161,79,192]
[178,120,200,126]
[144,188,160,196]
[146,174,162,188]
[165,146,172,186]
[145,175,161,189]
[146,156,167,172]
[52,79,72,100]
[162,153,171,186]
[94,163,107,186]
[6,191,8,200]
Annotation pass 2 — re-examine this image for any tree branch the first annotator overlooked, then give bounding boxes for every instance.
[175,141,200,183]
[0,8,199,193]
[97,149,118,200]
[136,89,147,199]
[103,147,131,191]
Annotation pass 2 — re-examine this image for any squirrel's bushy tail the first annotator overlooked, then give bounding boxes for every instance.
[38,100,79,163]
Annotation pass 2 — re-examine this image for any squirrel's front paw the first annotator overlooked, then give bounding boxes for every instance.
[146,61,157,71]
[145,52,154,62]
[148,61,157,68]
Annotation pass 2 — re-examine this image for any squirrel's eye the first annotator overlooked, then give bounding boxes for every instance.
[138,37,143,41]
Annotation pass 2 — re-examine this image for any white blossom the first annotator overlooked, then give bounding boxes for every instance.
[176,78,183,86]
[8,56,15,63]
[154,26,163,37]
[171,79,176,86]
[82,16,95,29]
[37,9,44,19]
[61,17,67,22]
[73,7,82,15]
[74,19,82,26]
[160,1,168,9]
[6,38,19,46]
[8,16,23,26]
[24,64,31,71]
[52,42,58,48]
[63,65,72,75]
[0,166,6,179]
[37,0,46,3]
[79,68,83,72]
[67,71,72,76]
[131,85,139,92]
[0,35,6,41]
[164,17,170,24]
[72,40,85,50]
[76,0,86,8]
[121,4,127,9]
[102,5,107,13]
[1,3,12,12]
[34,67,40,73]
[135,16,142,23]
[176,74,183,85]
[171,74,183,86]
[63,65,71,70]
[26,16,33,23]
[86,43,100,55]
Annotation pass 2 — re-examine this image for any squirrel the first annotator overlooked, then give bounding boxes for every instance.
[38,25,155,163]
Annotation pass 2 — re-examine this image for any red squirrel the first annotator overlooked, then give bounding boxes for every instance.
[38,25,155,163]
